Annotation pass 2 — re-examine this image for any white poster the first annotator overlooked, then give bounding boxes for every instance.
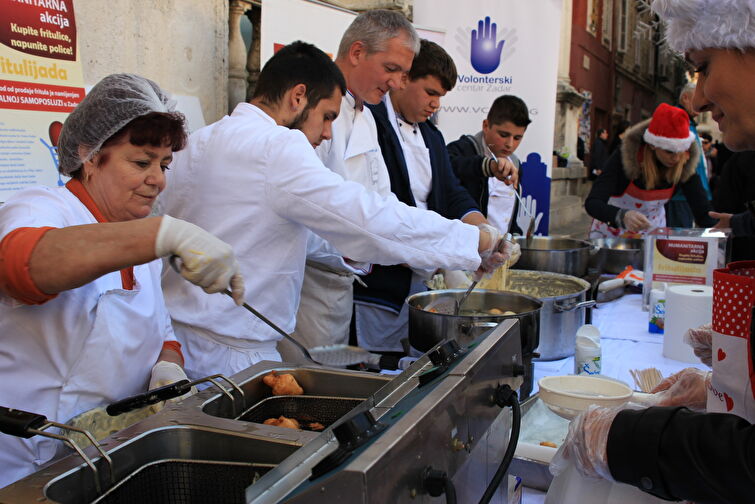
[414,0,563,234]
[261,0,356,66]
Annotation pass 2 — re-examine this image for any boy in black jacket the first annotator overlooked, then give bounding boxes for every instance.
[446,95,531,234]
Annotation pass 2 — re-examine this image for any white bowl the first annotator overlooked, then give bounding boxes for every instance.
[538,375,633,420]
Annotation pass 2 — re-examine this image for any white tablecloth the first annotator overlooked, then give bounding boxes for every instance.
[522,293,708,503]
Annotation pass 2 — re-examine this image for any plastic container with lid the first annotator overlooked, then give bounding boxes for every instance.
[574,324,601,375]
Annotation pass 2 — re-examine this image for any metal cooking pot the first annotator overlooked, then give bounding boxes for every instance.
[589,237,644,274]
[514,236,595,277]
[407,289,542,400]
[502,270,594,360]
[407,290,542,354]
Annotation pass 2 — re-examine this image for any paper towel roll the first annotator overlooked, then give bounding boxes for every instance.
[663,285,713,363]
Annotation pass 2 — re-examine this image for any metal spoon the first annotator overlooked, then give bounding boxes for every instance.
[168,256,321,365]
[453,233,512,316]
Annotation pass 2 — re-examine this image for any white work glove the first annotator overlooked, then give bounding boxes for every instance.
[684,323,713,367]
[650,367,710,411]
[156,215,245,305]
[515,193,543,237]
[550,404,626,481]
[148,361,197,412]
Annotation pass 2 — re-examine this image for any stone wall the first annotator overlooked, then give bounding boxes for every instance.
[75,0,228,124]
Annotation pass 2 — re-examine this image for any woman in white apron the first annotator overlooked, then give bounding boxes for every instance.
[586,103,715,239]
[0,74,242,487]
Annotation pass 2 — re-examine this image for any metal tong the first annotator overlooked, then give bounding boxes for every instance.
[487,153,536,238]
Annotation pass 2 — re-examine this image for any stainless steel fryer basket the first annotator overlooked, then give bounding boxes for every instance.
[239,395,363,429]
[92,459,275,504]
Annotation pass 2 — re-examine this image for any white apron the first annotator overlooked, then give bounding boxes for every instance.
[707,261,755,420]
[487,177,517,233]
[292,261,355,349]
[589,181,674,239]
[296,94,392,349]
[0,265,166,487]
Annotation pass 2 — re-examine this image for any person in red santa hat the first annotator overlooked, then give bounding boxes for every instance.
[586,102,715,238]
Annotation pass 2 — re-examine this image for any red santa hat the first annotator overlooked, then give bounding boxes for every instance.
[642,103,696,152]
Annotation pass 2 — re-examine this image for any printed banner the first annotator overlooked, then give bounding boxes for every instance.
[261,0,356,65]
[0,0,85,202]
[414,0,563,235]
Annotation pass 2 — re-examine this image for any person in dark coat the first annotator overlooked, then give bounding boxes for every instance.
[554,1,755,502]
[446,95,530,235]
[589,128,610,179]
[353,39,504,354]
[713,151,755,260]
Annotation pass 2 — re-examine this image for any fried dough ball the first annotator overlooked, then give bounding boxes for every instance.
[262,371,304,396]
[263,416,301,429]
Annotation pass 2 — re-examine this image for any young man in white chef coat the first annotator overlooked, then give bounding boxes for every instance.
[158,41,509,380]
[292,10,517,355]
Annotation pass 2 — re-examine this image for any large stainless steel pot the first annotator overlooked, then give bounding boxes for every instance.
[589,237,644,274]
[514,236,595,277]
[407,289,542,399]
[406,289,542,352]
[503,270,594,360]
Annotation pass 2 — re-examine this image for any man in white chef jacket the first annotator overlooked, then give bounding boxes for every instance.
[158,41,508,379]
[292,10,520,354]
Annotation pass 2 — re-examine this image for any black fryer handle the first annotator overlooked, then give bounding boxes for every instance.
[106,380,191,416]
[0,406,48,438]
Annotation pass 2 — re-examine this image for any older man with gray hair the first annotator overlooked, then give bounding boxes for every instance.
[287,10,421,357]
[665,81,713,227]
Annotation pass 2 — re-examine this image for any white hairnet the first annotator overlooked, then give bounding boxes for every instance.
[57,73,178,176]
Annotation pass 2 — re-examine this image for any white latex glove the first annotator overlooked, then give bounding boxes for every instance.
[507,241,522,267]
[650,367,710,411]
[515,192,543,237]
[476,223,505,279]
[148,361,197,411]
[684,323,713,367]
[443,269,473,289]
[550,404,627,481]
[622,210,651,232]
[156,215,244,305]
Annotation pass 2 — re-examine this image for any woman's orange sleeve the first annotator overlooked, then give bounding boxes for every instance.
[0,227,58,305]
[161,340,185,366]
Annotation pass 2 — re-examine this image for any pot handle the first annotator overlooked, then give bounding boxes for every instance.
[554,300,597,313]
[458,320,500,336]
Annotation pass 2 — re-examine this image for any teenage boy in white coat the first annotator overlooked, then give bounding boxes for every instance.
[158,41,510,379]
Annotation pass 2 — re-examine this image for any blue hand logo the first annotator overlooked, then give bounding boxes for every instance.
[470,16,505,74]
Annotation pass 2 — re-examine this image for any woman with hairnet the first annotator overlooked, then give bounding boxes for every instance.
[0,73,243,487]
[550,2,755,503]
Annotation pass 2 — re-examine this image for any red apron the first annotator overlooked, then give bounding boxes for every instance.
[589,181,675,239]
[707,261,755,420]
